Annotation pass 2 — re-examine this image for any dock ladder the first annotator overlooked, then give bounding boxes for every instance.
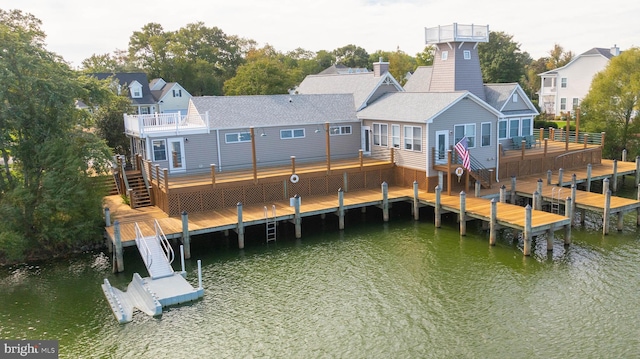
[551,187,563,214]
[265,205,277,243]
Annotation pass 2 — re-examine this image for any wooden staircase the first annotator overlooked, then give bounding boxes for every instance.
[126,171,152,208]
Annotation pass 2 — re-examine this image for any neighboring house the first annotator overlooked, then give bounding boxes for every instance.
[538,46,620,116]
[93,73,157,115]
[149,78,192,115]
[125,94,359,174]
[318,64,370,75]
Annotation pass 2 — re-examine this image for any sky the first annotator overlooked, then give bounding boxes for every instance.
[5,0,639,68]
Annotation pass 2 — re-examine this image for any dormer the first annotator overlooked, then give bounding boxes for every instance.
[129,80,143,99]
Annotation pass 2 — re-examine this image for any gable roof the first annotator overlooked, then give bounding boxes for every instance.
[403,66,433,92]
[296,72,403,111]
[538,47,616,76]
[150,82,191,102]
[357,91,502,123]
[191,94,357,129]
[483,83,539,116]
[92,72,156,105]
[319,64,369,75]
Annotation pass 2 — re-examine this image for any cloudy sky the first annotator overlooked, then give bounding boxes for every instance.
[5,0,638,68]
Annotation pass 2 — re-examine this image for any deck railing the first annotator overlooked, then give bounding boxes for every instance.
[123,112,209,137]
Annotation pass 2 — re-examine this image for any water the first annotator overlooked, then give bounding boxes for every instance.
[2,202,640,358]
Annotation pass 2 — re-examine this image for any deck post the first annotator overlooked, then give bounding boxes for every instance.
[489,199,497,246]
[382,182,389,222]
[113,220,124,273]
[612,159,618,192]
[499,185,506,203]
[533,191,541,211]
[622,149,627,162]
[435,185,442,228]
[413,181,420,220]
[447,151,452,196]
[210,164,216,186]
[564,197,572,245]
[459,191,466,236]
[583,134,588,149]
[586,163,592,192]
[474,181,481,197]
[155,164,160,187]
[338,188,345,230]
[636,186,640,226]
[325,122,331,174]
[557,168,564,186]
[390,147,395,164]
[237,202,245,249]
[510,176,516,204]
[547,170,552,185]
[358,150,363,169]
[603,190,611,235]
[105,207,111,227]
[635,156,640,187]
[181,211,191,259]
[523,205,532,256]
[294,194,302,238]
[163,168,169,191]
[291,156,296,174]
[601,132,606,148]
[544,139,548,157]
[603,178,610,195]
[520,140,526,159]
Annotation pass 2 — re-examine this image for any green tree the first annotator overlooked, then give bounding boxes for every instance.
[80,50,137,73]
[128,23,172,79]
[369,49,416,85]
[524,57,549,103]
[333,44,369,68]
[581,47,640,158]
[223,53,297,95]
[0,10,113,261]
[94,92,133,156]
[546,44,574,70]
[314,50,336,70]
[415,45,435,67]
[477,31,531,84]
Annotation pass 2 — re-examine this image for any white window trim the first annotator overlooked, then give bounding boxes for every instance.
[403,125,422,152]
[225,132,251,143]
[481,122,491,147]
[373,123,388,147]
[152,139,167,161]
[329,125,352,136]
[463,50,471,60]
[441,51,448,60]
[280,128,305,139]
[498,120,507,140]
[454,123,476,149]
[391,124,400,149]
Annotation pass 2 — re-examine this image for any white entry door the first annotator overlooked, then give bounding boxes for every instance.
[435,130,449,164]
[168,138,186,173]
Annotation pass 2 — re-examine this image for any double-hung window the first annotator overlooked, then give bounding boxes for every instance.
[391,125,400,148]
[498,120,507,140]
[454,124,476,148]
[481,122,491,147]
[403,126,422,151]
[373,123,388,147]
[152,139,167,161]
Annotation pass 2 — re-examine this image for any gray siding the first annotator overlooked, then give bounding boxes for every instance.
[364,119,427,171]
[502,92,532,112]
[426,98,499,177]
[430,43,485,101]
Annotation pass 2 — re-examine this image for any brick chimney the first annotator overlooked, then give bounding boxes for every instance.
[373,57,389,77]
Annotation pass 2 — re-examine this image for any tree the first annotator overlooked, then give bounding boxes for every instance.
[524,57,549,103]
[223,56,297,95]
[0,10,113,261]
[581,47,640,158]
[94,92,133,156]
[415,45,435,67]
[369,49,417,85]
[333,44,369,68]
[477,31,531,84]
[80,51,137,73]
[546,44,574,70]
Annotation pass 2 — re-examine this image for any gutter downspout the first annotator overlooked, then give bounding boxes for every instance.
[495,118,500,183]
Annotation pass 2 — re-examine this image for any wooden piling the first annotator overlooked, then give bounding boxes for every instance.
[294,194,302,238]
[113,220,124,273]
[612,159,618,192]
[105,207,111,227]
[474,181,481,197]
[564,197,572,245]
[586,163,592,192]
[413,181,419,220]
[459,191,466,236]
[547,225,554,252]
[547,170,552,185]
[500,185,506,203]
[603,190,611,235]
[510,176,517,204]
[489,199,497,246]
[635,156,640,187]
[603,178,610,195]
[338,188,345,230]
[210,164,216,186]
[291,156,296,174]
[435,185,442,228]
[523,205,532,256]
[558,168,564,186]
[537,179,543,196]
[533,191,541,211]
[617,211,624,232]
[181,211,191,259]
[622,149,627,162]
[382,182,389,222]
[637,186,640,226]
[237,203,245,249]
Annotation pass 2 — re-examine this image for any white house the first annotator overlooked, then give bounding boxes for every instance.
[149,78,192,115]
[538,46,620,116]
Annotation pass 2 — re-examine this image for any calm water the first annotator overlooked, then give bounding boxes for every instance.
[2,200,640,358]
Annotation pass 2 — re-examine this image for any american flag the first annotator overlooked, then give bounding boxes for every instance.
[454,136,471,170]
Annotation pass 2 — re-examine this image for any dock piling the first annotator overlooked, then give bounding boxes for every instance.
[474,181,481,197]
[603,190,611,235]
[489,199,497,246]
[635,156,640,187]
[113,220,124,273]
[533,191,541,211]
[182,211,191,259]
[294,195,302,238]
[547,170,552,185]
[558,168,564,186]
[338,188,345,230]
[105,207,111,227]
[413,181,419,220]
[237,202,245,249]
[382,182,389,222]
[586,163,592,192]
[180,245,185,273]
[435,185,441,228]
[500,185,506,203]
[523,205,532,256]
[510,176,516,204]
[459,191,466,236]
[603,178,610,195]
[612,159,618,192]
[197,260,202,290]
[547,225,554,251]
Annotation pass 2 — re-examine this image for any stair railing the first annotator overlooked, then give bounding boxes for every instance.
[154,220,174,265]
[452,151,492,187]
[134,223,153,269]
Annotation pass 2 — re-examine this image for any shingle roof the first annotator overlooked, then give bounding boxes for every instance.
[357,92,477,122]
[191,94,357,129]
[483,83,517,111]
[296,72,401,110]
[403,66,433,92]
[92,72,156,105]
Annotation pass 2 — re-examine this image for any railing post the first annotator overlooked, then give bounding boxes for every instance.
[459,191,466,236]
[359,150,363,170]
[155,164,160,188]
[544,139,548,157]
[390,147,395,164]
[601,132,606,148]
[523,204,532,256]
[182,211,191,259]
[583,134,588,149]
[291,156,296,174]
[163,168,169,191]
[210,164,216,186]
[520,140,526,159]
[489,199,497,246]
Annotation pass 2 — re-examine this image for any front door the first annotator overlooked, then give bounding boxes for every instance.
[168,138,186,173]
[435,130,449,164]
[362,126,371,155]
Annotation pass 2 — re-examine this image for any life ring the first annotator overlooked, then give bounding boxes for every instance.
[455,167,464,177]
[290,174,299,183]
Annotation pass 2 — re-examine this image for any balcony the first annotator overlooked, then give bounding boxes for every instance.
[124,112,209,138]
[425,23,489,44]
